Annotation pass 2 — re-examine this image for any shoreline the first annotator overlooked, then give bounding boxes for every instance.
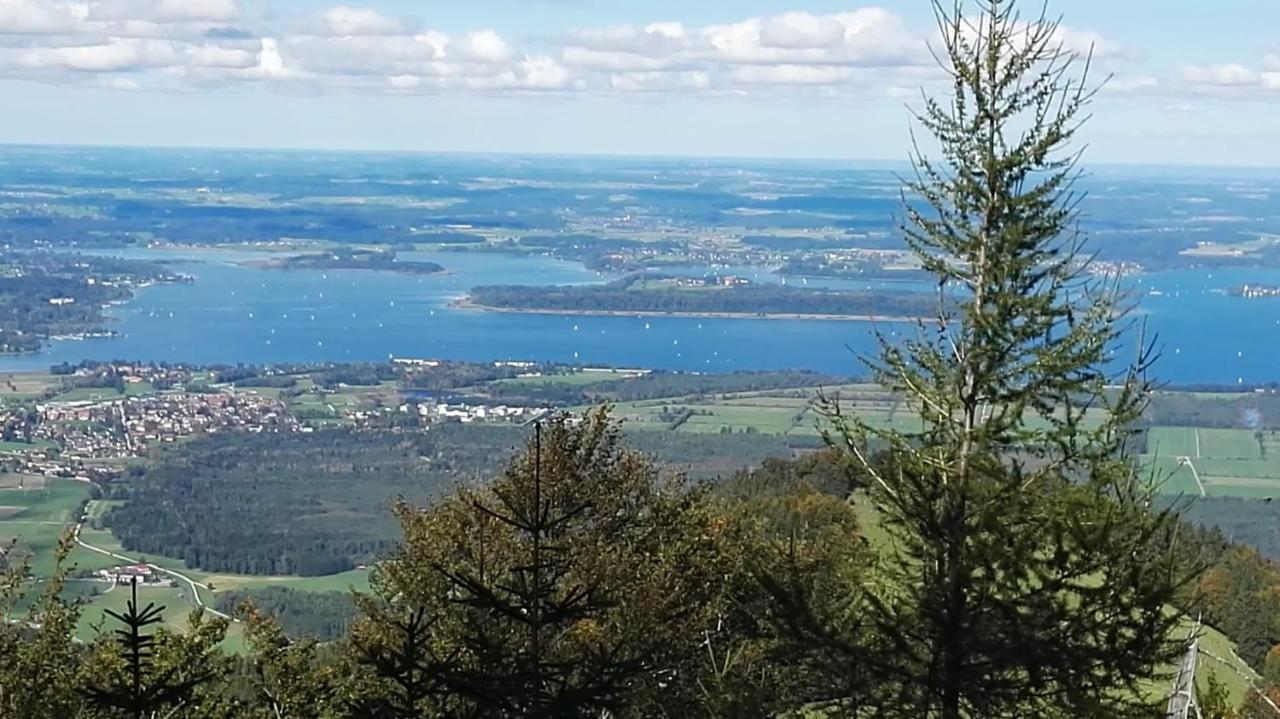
[450,297,921,323]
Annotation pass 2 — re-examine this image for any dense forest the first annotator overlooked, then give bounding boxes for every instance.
[104,429,490,575]
[103,424,824,576]
[213,587,355,642]
[1181,497,1280,561]
[467,274,940,318]
[1147,392,1280,430]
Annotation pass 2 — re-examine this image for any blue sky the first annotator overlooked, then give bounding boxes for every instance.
[2,0,1279,166]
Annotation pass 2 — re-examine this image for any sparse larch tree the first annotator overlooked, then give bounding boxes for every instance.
[823,1,1197,717]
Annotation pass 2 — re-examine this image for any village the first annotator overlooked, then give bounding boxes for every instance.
[0,360,554,478]
[34,392,297,459]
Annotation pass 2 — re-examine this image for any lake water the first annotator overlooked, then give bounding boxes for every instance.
[1,246,1278,385]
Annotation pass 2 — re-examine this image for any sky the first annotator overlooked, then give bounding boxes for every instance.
[2,0,1280,166]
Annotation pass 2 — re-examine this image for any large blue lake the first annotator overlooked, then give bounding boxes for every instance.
[0,246,1277,385]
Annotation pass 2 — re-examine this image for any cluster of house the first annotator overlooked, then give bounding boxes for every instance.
[404,402,536,423]
[654,275,754,289]
[61,362,191,386]
[34,392,295,459]
[96,564,176,587]
[9,455,122,483]
[318,401,537,429]
[1088,259,1143,277]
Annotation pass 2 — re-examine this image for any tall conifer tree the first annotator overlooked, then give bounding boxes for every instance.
[824,1,1195,716]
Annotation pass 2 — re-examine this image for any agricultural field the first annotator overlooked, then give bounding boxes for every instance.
[285,382,400,424]
[0,478,114,577]
[1190,622,1259,709]
[491,369,647,388]
[0,372,60,403]
[599,384,915,436]
[600,384,1110,439]
[1143,427,1280,498]
[196,569,371,595]
[75,584,202,638]
[49,382,155,403]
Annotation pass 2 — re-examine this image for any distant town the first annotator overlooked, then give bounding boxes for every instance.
[0,359,576,480]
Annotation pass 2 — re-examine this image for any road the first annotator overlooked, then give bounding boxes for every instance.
[72,513,232,621]
[1177,457,1207,497]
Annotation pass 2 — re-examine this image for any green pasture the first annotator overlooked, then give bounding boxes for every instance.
[0,372,60,402]
[76,584,197,638]
[1144,427,1280,498]
[597,385,921,437]
[196,569,372,596]
[492,371,641,388]
[0,479,115,577]
[49,382,155,403]
[0,439,57,454]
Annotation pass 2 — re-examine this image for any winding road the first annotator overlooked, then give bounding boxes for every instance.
[72,512,232,621]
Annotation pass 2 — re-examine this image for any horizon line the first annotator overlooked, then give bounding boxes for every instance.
[3,140,1280,174]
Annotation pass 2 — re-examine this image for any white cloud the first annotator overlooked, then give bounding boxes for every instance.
[301,6,414,37]
[562,46,675,72]
[729,64,858,86]
[17,38,180,72]
[0,1,84,34]
[188,42,256,69]
[1051,26,1142,62]
[0,1,1153,101]
[454,30,510,64]
[758,12,846,50]
[699,11,925,67]
[608,69,710,92]
[511,55,571,90]
[86,0,239,24]
[1180,63,1260,87]
[567,22,688,57]
[1103,74,1160,95]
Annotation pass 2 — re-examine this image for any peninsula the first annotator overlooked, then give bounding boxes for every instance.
[461,274,938,322]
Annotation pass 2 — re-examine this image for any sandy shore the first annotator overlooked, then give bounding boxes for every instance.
[451,297,920,323]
